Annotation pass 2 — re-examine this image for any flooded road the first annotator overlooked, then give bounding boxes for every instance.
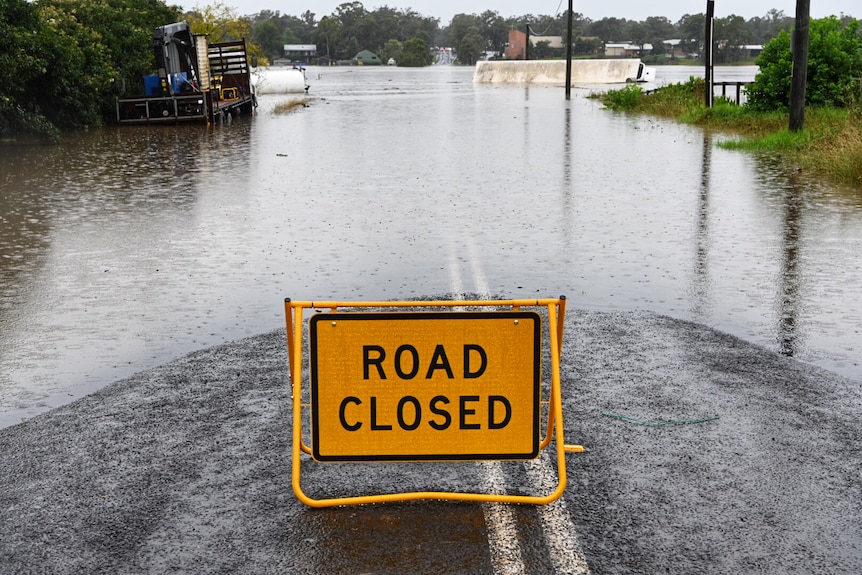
[1,64,861,427]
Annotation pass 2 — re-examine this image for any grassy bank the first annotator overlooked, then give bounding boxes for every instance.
[595,78,862,187]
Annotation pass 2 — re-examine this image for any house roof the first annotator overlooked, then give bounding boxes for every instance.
[354,49,382,64]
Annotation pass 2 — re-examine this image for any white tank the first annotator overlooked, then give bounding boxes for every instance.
[252,67,309,94]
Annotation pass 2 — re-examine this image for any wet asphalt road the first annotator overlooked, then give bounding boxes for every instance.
[1,309,860,574]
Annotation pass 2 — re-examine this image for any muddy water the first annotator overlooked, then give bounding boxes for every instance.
[1,65,860,427]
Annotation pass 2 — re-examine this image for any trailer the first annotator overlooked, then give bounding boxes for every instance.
[117,22,256,125]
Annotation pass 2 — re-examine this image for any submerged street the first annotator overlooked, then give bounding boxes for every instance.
[1,65,861,572]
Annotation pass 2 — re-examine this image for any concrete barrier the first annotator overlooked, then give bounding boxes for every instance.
[473,59,646,85]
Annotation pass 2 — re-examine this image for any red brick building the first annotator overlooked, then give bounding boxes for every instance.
[505,30,528,59]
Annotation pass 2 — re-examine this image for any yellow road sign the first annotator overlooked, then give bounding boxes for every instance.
[309,311,541,461]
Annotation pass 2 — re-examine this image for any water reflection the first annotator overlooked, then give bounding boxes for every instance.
[749,154,862,368]
[561,104,574,245]
[690,132,714,319]
[1,66,861,428]
[0,119,256,424]
[777,173,803,357]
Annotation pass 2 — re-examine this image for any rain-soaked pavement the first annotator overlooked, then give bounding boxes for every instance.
[1,306,859,574]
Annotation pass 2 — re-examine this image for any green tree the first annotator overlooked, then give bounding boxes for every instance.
[714,14,754,63]
[40,0,180,129]
[333,1,367,58]
[50,0,175,93]
[765,9,795,38]
[0,0,58,140]
[2,0,182,137]
[644,16,675,40]
[186,3,266,66]
[400,36,430,66]
[379,38,402,65]
[588,17,626,43]
[448,13,483,63]
[317,15,340,61]
[282,26,300,46]
[343,37,359,60]
[457,25,484,65]
[626,21,650,56]
[532,40,553,59]
[747,16,862,111]
[480,10,508,57]
[747,9,794,44]
[32,3,113,130]
[186,2,251,43]
[254,19,283,62]
[573,36,602,56]
[300,10,317,40]
[676,13,705,57]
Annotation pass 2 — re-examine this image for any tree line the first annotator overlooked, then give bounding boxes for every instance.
[1,0,180,140]
[246,3,856,65]
[1,0,858,141]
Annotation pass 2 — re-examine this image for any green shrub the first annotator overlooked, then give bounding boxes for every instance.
[600,83,644,110]
[747,16,862,111]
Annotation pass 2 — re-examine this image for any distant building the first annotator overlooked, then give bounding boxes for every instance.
[531,35,564,49]
[604,42,653,57]
[663,39,685,58]
[506,30,528,59]
[576,36,603,56]
[741,44,764,58]
[504,30,564,59]
[353,50,383,65]
[283,44,317,62]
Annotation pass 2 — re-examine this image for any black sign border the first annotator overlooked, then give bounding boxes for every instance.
[309,311,542,462]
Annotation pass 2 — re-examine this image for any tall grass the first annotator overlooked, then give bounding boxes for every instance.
[595,78,862,186]
[272,98,312,114]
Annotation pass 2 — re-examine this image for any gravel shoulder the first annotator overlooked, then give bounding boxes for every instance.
[1,309,860,574]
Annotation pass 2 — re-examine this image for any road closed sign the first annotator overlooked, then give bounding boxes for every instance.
[309,311,541,462]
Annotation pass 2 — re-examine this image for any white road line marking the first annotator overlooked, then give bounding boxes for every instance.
[447,240,526,573]
[464,235,491,300]
[447,235,464,298]
[524,454,592,575]
[479,461,527,574]
[450,238,590,574]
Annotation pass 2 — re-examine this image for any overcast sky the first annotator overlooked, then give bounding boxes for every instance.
[178,1,856,25]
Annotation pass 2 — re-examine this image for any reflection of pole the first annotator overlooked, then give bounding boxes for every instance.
[789,0,810,131]
[692,132,712,318]
[705,1,715,107]
[565,0,573,100]
[561,106,573,242]
[778,176,803,356]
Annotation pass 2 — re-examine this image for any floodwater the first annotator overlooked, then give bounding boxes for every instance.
[1,64,860,428]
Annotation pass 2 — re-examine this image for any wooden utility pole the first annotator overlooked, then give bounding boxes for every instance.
[789,0,811,131]
[704,1,715,107]
[525,24,531,60]
[565,1,573,100]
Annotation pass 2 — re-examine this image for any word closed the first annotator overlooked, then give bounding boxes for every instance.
[309,311,541,462]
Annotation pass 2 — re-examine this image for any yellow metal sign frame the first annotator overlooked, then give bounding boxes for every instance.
[284,297,580,507]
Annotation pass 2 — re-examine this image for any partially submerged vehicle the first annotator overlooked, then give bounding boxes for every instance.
[116,22,256,124]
